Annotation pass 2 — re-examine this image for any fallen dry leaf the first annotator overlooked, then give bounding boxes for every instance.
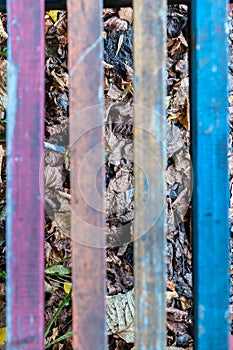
[44,14,54,35]
[103,8,118,17]
[0,17,7,39]
[104,16,128,31]
[166,291,179,301]
[118,7,133,24]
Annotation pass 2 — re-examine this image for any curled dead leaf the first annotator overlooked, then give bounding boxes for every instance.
[103,8,118,17]
[166,291,178,301]
[118,7,133,24]
[179,296,192,311]
[0,17,7,39]
[168,111,188,130]
[54,13,68,45]
[0,61,7,97]
[45,15,54,35]
[124,63,134,82]
[104,16,128,31]
[167,278,176,292]
[106,289,134,342]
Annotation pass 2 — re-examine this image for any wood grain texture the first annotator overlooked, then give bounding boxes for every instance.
[134,0,167,349]
[1,0,228,12]
[67,0,106,349]
[6,0,45,349]
[191,1,229,349]
[0,0,233,12]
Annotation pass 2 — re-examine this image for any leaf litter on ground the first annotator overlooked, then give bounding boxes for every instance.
[0,5,197,350]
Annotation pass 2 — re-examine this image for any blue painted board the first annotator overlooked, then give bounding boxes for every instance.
[191,1,229,349]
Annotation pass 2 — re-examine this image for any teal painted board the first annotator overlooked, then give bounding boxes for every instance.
[191,0,229,349]
[134,0,167,349]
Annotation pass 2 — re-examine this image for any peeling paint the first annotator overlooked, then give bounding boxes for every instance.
[203,124,213,135]
[6,60,18,345]
[192,1,229,348]
[6,1,45,347]
[70,35,102,77]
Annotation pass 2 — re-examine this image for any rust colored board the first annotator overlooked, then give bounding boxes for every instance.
[134,0,167,349]
[67,1,106,349]
[6,0,45,349]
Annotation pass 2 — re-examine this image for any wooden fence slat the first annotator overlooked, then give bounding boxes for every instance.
[191,1,229,349]
[2,0,233,12]
[134,0,167,349]
[67,1,106,349]
[6,0,45,349]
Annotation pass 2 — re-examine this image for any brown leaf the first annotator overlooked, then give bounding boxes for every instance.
[52,212,70,238]
[107,84,122,100]
[54,13,68,44]
[44,15,54,35]
[103,61,115,77]
[166,307,188,335]
[179,296,192,311]
[167,121,185,157]
[0,61,7,97]
[104,16,128,31]
[124,63,134,82]
[0,17,7,39]
[44,164,63,189]
[166,291,178,301]
[168,111,188,130]
[118,7,133,24]
[103,8,118,17]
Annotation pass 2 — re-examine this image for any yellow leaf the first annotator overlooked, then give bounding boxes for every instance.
[0,327,6,345]
[168,112,188,130]
[48,10,59,23]
[0,17,7,39]
[166,96,172,109]
[168,113,179,120]
[229,92,233,106]
[166,291,178,301]
[178,112,188,130]
[64,282,72,294]
[180,296,192,311]
[51,327,59,341]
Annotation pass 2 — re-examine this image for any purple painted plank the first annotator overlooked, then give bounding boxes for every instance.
[6,1,45,349]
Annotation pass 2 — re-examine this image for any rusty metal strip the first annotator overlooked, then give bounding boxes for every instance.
[67,1,106,349]
[6,0,45,348]
[134,0,167,349]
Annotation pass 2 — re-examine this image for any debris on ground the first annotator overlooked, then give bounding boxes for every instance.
[0,5,202,349]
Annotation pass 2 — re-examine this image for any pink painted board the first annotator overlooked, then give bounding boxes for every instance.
[6,0,45,349]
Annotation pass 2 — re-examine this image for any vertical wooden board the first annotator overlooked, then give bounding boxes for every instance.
[6,0,45,349]
[67,1,106,349]
[134,0,167,349]
[191,1,229,349]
